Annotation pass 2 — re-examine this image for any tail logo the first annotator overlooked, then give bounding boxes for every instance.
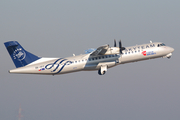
[13,48,26,61]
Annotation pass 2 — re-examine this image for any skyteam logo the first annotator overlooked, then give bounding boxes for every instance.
[13,48,26,61]
[142,51,156,56]
[45,58,72,74]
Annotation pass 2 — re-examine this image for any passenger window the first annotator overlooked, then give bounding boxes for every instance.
[88,58,91,61]
[102,56,104,59]
[99,57,101,59]
[92,58,94,60]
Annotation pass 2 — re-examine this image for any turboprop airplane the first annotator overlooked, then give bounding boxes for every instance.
[4,40,174,75]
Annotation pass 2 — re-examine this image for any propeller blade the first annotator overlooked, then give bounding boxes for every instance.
[119,40,122,48]
[119,40,126,54]
[119,40,122,54]
[114,39,116,47]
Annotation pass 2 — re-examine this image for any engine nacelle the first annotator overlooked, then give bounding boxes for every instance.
[98,65,107,75]
[104,47,120,55]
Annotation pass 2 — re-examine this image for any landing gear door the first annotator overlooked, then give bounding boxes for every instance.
[101,65,107,73]
[97,62,116,75]
[118,57,122,64]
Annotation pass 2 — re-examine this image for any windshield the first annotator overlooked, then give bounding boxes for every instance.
[158,43,166,47]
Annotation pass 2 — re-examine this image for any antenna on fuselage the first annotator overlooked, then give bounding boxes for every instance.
[150,40,152,43]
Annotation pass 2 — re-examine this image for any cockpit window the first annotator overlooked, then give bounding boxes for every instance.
[158,43,166,47]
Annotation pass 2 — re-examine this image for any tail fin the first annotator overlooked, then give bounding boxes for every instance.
[4,41,40,68]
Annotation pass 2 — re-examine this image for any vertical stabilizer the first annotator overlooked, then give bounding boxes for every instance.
[4,41,40,68]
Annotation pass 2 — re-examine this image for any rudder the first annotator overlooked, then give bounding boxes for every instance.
[4,41,40,68]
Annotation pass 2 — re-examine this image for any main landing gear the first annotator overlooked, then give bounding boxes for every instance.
[98,65,107,75]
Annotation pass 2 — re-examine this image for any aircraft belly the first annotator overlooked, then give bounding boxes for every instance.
[84,61,116,71]
[57,63,84,74]
[9,63,85,75]
[9,66,45,74]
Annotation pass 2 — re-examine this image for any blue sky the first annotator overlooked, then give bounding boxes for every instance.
[0,0,180,120]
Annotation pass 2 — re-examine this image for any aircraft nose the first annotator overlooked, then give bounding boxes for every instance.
[170,47,174,53]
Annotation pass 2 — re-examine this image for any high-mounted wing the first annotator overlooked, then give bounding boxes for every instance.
[90,44,109,56]
[85,48,96,54]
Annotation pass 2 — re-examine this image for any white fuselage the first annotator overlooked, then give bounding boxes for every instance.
[9,42,174,75]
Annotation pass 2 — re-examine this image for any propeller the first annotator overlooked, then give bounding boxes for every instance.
[114,39,126,54]
[114,39,117,47]
[119,40,126,54]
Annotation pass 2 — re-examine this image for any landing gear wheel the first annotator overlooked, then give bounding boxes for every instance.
[98,69,106,75]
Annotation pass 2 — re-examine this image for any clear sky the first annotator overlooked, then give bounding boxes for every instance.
[0,0,180,120]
